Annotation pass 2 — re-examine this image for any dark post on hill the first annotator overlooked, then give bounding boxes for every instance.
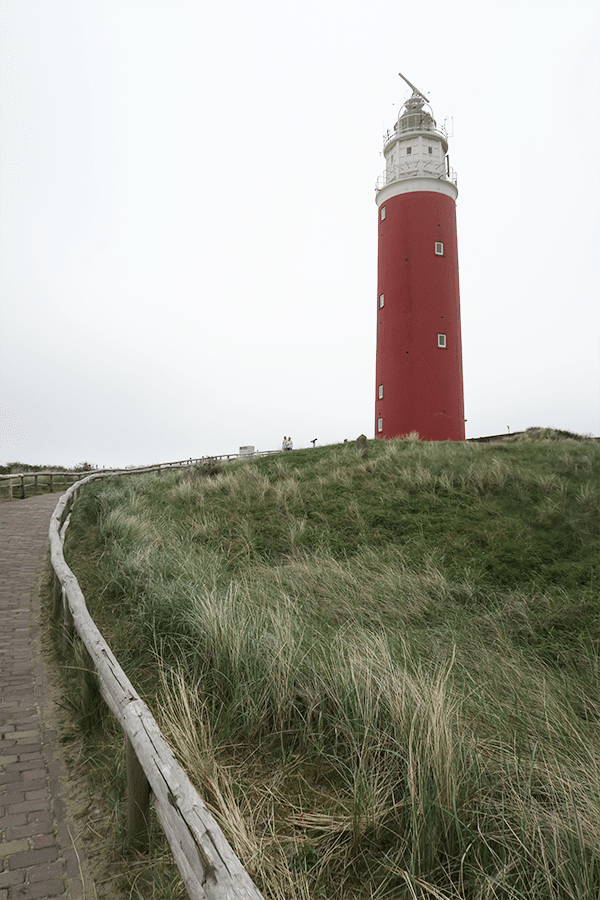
[357,434,368,458]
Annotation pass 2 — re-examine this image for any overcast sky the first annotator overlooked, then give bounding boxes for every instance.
[1,0,599,468]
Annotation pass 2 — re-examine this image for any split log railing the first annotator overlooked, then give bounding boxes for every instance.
[48,464,265,900]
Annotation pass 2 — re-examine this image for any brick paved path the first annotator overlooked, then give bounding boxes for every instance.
[0,493,91,900]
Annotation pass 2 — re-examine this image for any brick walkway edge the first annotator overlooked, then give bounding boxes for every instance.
[0,493,91,900]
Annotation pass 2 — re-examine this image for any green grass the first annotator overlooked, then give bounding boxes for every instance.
[62,432,600,899]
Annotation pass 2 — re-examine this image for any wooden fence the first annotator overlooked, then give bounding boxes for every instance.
[0,451,285,502]
[0,470,83,501]
[48,464,266,900]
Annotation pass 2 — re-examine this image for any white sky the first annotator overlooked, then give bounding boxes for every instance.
[1,0,599,468]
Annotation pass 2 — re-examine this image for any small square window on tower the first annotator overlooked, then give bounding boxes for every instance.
[428,146,433,154]
[438,333,447,348]
[378,384,383,399]
[377,417,383,433]
[379,293,384,308]
[380,206,386,221]
[435,241,444,256]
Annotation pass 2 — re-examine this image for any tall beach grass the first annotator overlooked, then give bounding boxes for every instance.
[63,434,600,898]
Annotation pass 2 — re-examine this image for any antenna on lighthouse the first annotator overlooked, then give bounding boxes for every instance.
[398,71,429,103]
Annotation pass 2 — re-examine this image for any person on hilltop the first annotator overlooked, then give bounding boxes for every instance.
[282,436,293,451]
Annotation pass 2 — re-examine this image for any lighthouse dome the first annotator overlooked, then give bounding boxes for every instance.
[395,92,436,136]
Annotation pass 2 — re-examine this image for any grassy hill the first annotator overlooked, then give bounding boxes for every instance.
[63,431,600,899]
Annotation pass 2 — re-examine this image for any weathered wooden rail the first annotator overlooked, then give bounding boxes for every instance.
[0,469,82,500]
[48,464,265,900]
[1,451,281,502]
[0,459,210,501]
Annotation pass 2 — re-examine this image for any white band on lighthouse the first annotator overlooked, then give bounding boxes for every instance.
[376,175,457,207]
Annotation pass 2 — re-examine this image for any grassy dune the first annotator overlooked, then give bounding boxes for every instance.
[64,431,600,899]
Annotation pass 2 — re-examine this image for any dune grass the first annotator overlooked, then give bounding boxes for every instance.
[62,432,600,899]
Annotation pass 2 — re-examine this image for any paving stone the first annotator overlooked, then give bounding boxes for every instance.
[24,791,48,802]
[0,757,19,767]
[26,812,53,828]
[4,821,52,841]
[21,772,46,784]
[2,786,45,807]
[31,834,55,850]
[11,750,44,761]
[4,761,42,773]
[0,815,27,833]
[0,839,30,856]
[15,780,47,794]
[7,845,59,869]
[8,879,65,899]
[9,799,51,816]
[0,773,21,787]
[0,867,25,887]
[28,858,64,881]
[0,869,26,888]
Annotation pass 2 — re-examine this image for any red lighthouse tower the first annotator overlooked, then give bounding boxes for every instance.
[375,74,465,441]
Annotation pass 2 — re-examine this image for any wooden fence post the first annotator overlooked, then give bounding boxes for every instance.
[81,645,102,728]
[49,474,54,494]
[21,475,25,499]
[126,736,151,851]
[62,589,74,655]
[8,478,13,501]
[52,572,61,621]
